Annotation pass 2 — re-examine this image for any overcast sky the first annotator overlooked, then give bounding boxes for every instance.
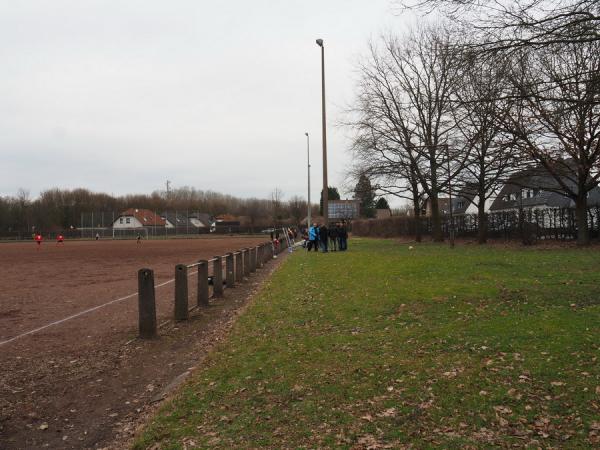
[0,1,415,204]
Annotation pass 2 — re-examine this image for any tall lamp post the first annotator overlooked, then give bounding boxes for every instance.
[316,38,329,225]
[305,132,312,228]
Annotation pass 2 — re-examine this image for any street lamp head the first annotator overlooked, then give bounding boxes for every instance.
[316,38,323,47]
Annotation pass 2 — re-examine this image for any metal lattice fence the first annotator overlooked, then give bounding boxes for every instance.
[352,207,600,241]
[75,211,269,240]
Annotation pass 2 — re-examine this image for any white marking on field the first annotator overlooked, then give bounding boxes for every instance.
[0,278,176,347]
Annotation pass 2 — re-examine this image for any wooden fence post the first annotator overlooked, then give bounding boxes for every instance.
[197,260,209,306]
[249,247,256,273]
[257,244,263,268]
[226,252,235,288]
[235,251,243,282]
[213,256,224,297]
[243,249,250,277]
[174,264,189,321]
[138,268,157,339]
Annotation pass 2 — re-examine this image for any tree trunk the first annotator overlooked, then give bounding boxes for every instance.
[430,195,444,242]
[412,197,422,243]
[477,200,488,244]
[575,194,590,246]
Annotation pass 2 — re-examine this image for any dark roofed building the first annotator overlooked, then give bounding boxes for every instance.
[189,213,215,229]
[162,212,215,232]
[490,167,577,212]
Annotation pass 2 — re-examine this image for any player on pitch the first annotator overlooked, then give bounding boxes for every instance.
[34,233,43,250]
[56,234,64,245]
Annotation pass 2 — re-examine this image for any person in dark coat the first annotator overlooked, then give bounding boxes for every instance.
[339,222,348,251]
[319,224,328,252]
[328,223,338,251]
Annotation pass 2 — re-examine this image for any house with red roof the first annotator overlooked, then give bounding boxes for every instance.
[112,208,166,229]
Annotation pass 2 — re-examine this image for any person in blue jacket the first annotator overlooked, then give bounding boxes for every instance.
[307,223,319,252]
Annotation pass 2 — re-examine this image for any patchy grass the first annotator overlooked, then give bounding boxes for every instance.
[133,239,600,449]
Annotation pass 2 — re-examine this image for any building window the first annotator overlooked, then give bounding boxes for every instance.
[119,218,123,224]
[126,218,131,224]
[522,188,535,198]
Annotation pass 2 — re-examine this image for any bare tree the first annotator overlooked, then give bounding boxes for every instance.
[452,51,520,243]
[270,188,284,224]
[399,0,600,50]
[287,195,308,224]
[350,143,427,241]
[349,26,468,241]
[505,41,600,245]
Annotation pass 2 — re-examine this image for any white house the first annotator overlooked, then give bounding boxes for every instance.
[112,208,167,229]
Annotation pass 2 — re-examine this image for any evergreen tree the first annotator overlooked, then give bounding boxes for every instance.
[319,186,341,216]
[354,175,376,218]
[375,197,390,209]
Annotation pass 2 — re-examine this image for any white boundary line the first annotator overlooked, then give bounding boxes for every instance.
[1,242,268,347]
[0,278,175,347]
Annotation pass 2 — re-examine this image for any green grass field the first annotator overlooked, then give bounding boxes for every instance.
[133,239,600,449]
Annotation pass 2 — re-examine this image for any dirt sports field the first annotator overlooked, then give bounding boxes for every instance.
[0,236,274,449]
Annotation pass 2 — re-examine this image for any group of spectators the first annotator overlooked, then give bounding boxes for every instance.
[304,222,348,252]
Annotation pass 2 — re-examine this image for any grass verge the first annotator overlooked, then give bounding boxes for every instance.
[133,239,600,448]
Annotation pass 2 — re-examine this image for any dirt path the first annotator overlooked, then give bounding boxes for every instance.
[0,237,284,449]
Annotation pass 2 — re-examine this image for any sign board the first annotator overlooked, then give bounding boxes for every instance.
[328,200,360,219]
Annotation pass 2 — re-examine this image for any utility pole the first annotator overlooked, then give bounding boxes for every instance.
[305,132,312,228]
[316,38,329,225]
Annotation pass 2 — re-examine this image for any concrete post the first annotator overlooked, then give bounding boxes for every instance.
[256,244,262,268]
[213,256,223,297]
[174,264,189,321]
[235,251,243,282]
[197,260,209,307]
[243,248,250,277]
[138,268,157,339]
[250,246,257,273]
[225,252,235,288]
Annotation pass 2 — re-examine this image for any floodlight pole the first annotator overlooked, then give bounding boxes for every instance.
[316,38,329,226]
[305,132,311,228]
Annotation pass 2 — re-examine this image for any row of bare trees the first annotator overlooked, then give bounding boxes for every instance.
[0,187,312,234]
[349,1,600,245]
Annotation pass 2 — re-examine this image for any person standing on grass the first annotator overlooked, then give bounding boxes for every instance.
[319,223,329,252]
[339,222,348,251]
[56,234,64,245]
[308,223,318,252]
[329,223,338,251]
[136,233,142,244]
